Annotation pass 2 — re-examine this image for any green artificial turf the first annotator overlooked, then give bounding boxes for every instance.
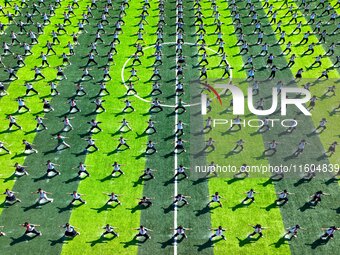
[61,1,153,254]
[0,0,338,255]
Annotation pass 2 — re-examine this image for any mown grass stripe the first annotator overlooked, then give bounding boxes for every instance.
[0,1,96,254]
[176,0,212,254]
[61,1,152,255]
[138,0,178,254]
[237,1,340,254]
[329,0,340,15]
[193,0,291,254]
[0,0,63,83]
[0,0,86,215]
[273,0,340,171]
[0,0,22,23]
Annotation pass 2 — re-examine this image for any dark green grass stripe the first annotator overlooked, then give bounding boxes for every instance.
[0,0,87,216]
[196,0,290,254]
[62,1,153,255]
[0,1,117,254]
[233,1,340,254]
[0,0,62,85]
[138,0,178,254]
[176,1,213,254]
[269,0,340,174]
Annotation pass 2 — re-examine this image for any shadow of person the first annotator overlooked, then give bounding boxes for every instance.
[48,236,66,246]
[10,234,39,246]
[159,236,175,249]
[237,235,260,247]
[120,236,145,248]
[305,237,330,249]
[87,235,116,247]
[269,235,288,248]
[194,238,222,252]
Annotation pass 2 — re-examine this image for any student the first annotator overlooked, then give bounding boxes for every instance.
[0,141,10,154]
[33,66,45,80]
[203,138,215,151]
[174,165,188,179]
[320,226,340,240]
[46,160,61,176]
[111,162,125,176]
[22,222,42,236]
[68,98,81,113]
[52,134,69,151]
[93,98,106,112]
[14,163,29,176]
[285,225,304,240]
[24,83,39,96]
[143,119,156,134]
[174,98,186,113]
[324,142,338,157]
[208,192,223,207]
[97,82,110,96]
[61,223,80,237]
[309,191,330,206]
[145,140,157,154]
[2,189,21,204]
[234,163,249,178]
[172,225,191,239]
[103,192,121,205]
[209,226,226,241]
[173,138,186,153]
[150,98,163,112]
[248,224,268,238]
[233,139,244,151]
[17,97,30,112]
[122,99,134,112]
[22,140,38,153]
[76,162,90,177]
[242,189,257,204]
[276,190,293,205]
[102,224,118,237]
[68,191,86,205]
[62,116,73,131]
[134,226,151,240]
[228,115,242,131]
[87,119,102,133]
[264,140,279,155]
[313,118,327,133]
[43,99,55,112]
[138,196,153,207]
[173,194,190,206]
[118,118,132,132]
[293,139,309,156]
[116,136,130,150]
[139,168,155,179]
[7,115,21,131]
[83,137,98,152]
[32,188,53,203]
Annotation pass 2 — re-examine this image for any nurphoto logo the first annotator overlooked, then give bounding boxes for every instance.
[201,83,312,116]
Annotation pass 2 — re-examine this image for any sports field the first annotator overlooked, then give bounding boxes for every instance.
[0,0,339,254]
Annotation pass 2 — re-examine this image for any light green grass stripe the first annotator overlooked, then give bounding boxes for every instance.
[0,0,21,23]
[0,0,90,214]
[329,0,340,14]
[61,1,156,255]
[197,1,290,254]
[265,0,340,167]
